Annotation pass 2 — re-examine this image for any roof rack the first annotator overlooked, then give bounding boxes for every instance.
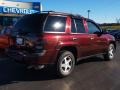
[71,14,82,19]
[41,11,55,13]
[40,11,83,19]
[41,11,73,16]
[75,14,82,17]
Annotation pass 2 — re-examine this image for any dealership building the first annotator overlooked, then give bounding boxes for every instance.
[0,0,41,28]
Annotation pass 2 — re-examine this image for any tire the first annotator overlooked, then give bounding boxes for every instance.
[103,44,115,60]
[56,51,75,77]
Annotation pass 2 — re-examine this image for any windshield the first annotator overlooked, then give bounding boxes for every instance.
[13,14,47,35]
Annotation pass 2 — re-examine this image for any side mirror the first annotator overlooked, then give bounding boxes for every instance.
[102,30,108,34]
[94,31,103,36]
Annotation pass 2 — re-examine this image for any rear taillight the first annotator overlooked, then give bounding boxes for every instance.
[25,40,34,47]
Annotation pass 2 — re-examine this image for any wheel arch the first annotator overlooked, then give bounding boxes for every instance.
[57,46,78,64]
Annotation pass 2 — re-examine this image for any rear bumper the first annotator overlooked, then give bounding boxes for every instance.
[7,49,46,64]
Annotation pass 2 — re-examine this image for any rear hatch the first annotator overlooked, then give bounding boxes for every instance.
[12,13,48,36]
[11,14,48,51]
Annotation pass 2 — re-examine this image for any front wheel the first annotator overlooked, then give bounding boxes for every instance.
[103,44,115,60]
[56,51,75,77]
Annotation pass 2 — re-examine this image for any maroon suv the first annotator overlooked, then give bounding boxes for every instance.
[7,11,116,77]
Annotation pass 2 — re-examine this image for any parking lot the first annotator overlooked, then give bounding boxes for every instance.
[0,43,119,90]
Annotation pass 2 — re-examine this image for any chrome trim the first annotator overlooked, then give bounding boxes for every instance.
[44,31,66,34]
[73,37,77,40]
[70,33,88,35]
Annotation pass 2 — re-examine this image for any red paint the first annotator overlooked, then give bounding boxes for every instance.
[4,12,116,65]
[83,18,89,33]
[66,16,71,33]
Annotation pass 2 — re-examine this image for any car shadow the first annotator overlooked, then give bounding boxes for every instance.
[0,57,59,86]
[0,56,105,86]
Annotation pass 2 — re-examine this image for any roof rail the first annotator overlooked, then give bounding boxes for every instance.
[41,11,55,14]
[40,11,82,18]
[73,14,82,18]
[41,11,73,16]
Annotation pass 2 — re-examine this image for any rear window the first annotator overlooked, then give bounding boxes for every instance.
[75,19,85,33]
[71,19,76,33]
[13,14,47,35]
[44,16,66,32]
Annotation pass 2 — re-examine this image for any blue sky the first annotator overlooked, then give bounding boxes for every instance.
[8,0,120,23]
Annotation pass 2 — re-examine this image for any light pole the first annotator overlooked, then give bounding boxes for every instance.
[87,10,91,19]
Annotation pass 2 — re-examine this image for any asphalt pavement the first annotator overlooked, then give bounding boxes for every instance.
[0,43,120,90]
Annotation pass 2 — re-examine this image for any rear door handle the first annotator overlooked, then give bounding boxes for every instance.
[73,38,77,40]
[90,37,94,40]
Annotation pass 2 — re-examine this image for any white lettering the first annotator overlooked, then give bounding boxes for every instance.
[2,7,38,14]
[3,7,8,13]
[15,8,20,14]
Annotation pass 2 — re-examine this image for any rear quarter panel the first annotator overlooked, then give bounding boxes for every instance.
[42,33,78,64]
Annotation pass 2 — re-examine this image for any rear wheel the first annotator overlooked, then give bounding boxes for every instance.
[56,51,75,77]
[103,44,115,60]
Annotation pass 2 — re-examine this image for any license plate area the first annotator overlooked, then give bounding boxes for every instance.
[16,37,24,45]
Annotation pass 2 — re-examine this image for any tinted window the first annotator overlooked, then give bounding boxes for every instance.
[14,14,47,35]
[75,19,85,33]
[71,19,76,33]
[87,21,100,34]
[44,16,66,32]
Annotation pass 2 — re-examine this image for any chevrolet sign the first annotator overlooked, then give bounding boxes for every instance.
[0,6,39,14]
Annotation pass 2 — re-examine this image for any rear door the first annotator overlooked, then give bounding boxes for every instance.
[71,18,93,58]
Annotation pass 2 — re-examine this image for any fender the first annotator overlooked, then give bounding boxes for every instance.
[56,40,78,50]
